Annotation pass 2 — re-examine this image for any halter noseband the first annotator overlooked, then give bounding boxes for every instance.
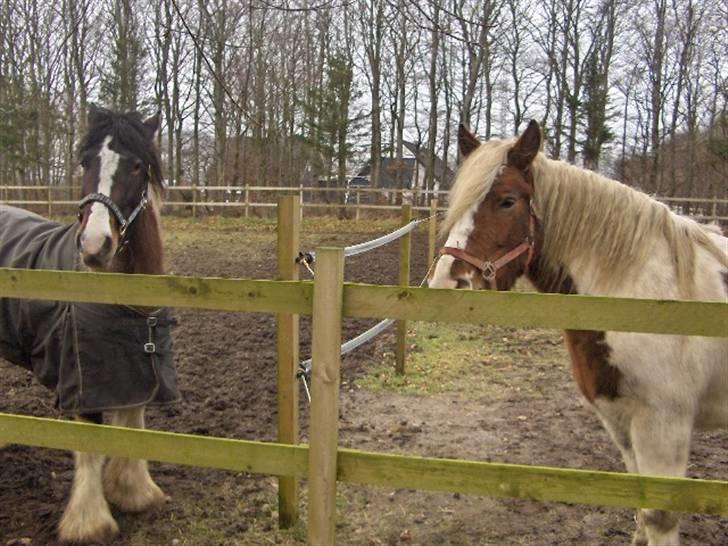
[78,189,148,238]
[440,201,539,289]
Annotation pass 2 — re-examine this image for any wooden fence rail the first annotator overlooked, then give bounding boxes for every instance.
[1,413,727,517]
[0,269,724,337]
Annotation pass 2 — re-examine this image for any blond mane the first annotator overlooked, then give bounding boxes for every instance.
[148,182,163,217]
[443,140,728,299]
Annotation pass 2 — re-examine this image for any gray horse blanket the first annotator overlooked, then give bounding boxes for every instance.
[0,205,178,414]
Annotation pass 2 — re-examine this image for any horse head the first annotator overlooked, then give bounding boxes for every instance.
[429,121,542,291]
[77,105,163,272]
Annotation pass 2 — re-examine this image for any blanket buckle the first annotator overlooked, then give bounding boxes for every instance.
[145,316,158,354]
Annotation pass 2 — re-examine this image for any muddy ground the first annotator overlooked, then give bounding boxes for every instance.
[0,215,726,546]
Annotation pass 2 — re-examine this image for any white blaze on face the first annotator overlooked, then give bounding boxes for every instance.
[82,136,119,256]
[428,200,480,289]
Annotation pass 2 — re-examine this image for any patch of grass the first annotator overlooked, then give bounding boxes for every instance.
[163,215,278,234]
[355,321,565,400]
[126,479,307,546]
[162,214,404,236]
[161,215,409,254]
[161,217,278,263]
[301,215,403,235]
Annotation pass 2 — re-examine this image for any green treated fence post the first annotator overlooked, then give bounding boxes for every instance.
[396,204,412,375]
[307,247,344,546]
[276,196,301,528]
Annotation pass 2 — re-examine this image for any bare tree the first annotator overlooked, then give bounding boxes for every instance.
[424,0,442,194]
[358,0,385,189]
[503,0,544,135]
[641,0,669,193]
[666,0,703,197]
[453,0,505,136]
[101,0,146,110]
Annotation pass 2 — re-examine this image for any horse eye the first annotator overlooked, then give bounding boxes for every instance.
[132,160,143,174]
[499,197,516,209]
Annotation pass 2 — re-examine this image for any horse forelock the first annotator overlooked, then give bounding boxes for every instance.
[440,138,515,239]
[79,109,163,190]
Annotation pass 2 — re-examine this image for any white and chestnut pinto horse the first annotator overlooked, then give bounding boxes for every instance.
[0,107,175,543]
[429,121,728,546]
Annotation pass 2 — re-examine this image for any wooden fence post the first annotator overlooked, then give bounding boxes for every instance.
[307,247,344,546]
[276,196,301,528]
[428,199,438,266]
[396,204,412,375]
[244,184,250,218]
[47,185,53,217]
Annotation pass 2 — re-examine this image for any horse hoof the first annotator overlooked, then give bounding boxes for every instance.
[57,509,119,544]
[104,476,169,512]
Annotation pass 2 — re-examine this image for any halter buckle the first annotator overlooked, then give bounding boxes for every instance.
[481,261,497,281]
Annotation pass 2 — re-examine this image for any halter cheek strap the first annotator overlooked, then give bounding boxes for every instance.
[440,202,539,289]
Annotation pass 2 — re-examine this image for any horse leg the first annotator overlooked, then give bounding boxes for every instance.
[58,413,118,544]
[103,406,168,512]
[594,400,648,545]
[629,406,693,546]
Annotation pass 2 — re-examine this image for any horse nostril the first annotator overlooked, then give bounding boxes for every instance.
[456,278,470,289]
[101,235,112,255]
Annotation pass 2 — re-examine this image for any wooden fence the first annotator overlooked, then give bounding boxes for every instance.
[0,198,727,544]
[2,183,727,223]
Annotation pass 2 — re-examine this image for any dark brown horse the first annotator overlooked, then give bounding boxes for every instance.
[429,121,728,546]
[0,106,178,543]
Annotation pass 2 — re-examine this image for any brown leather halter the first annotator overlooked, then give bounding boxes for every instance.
[440,201,539,289]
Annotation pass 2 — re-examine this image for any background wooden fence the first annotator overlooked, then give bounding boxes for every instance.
[2,183,727,224]
[0,198,726,544]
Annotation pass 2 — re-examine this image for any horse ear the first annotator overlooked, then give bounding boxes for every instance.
[87,104,104,128]
[508,119,542,172]
[143,111,161,139]
[458,124,480,159]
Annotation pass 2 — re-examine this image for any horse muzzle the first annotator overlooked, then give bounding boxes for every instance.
[78,230,115,270]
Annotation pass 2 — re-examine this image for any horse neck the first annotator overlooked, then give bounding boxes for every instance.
[526,262,578,295]
[112,208,164,275]
[524,228,578,295]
